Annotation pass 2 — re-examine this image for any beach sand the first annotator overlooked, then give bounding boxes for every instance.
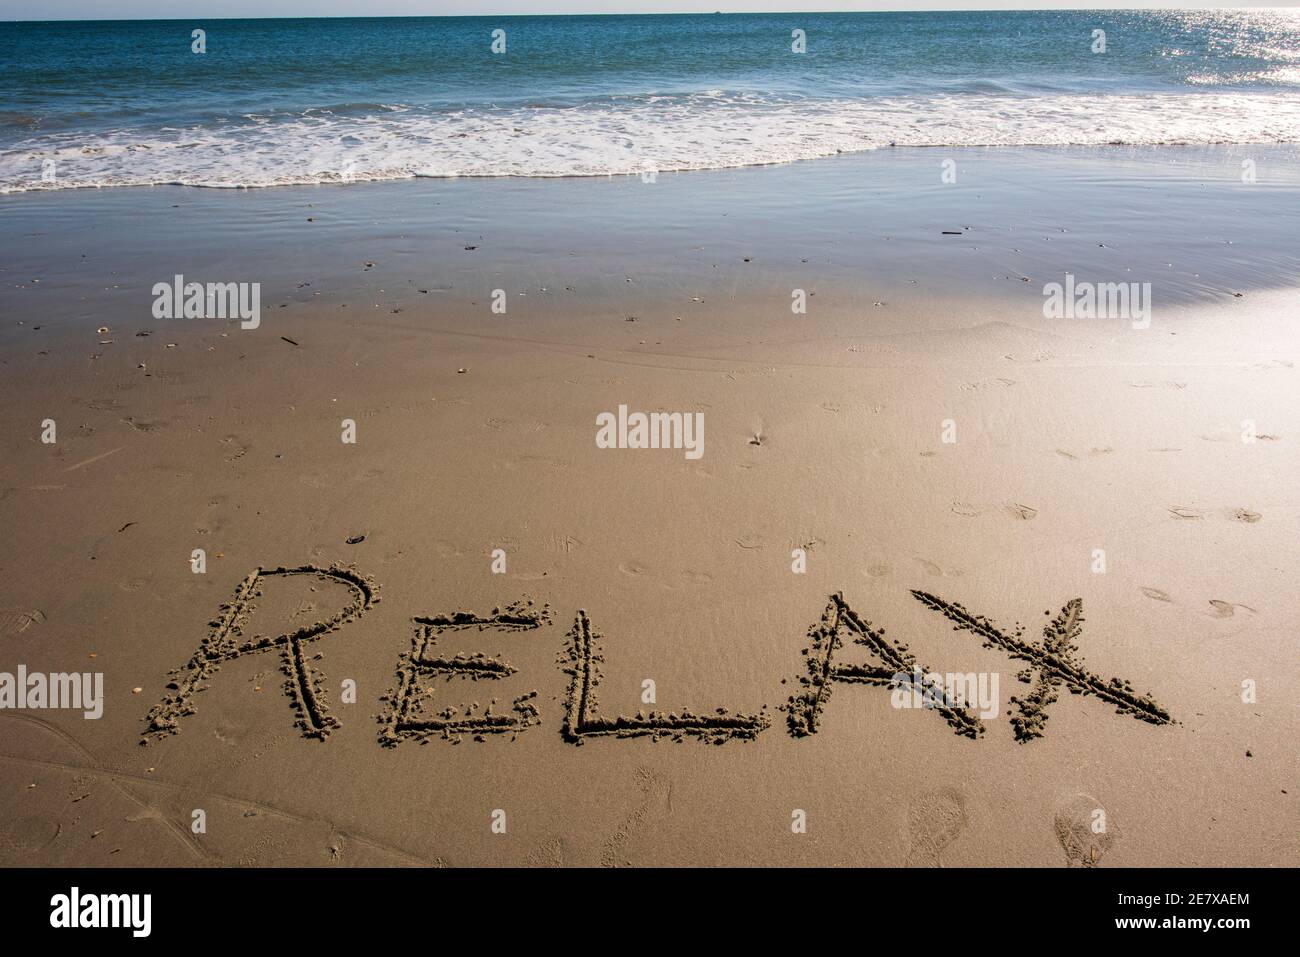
[0,148,1296,867]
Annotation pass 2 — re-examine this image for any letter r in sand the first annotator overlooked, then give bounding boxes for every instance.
[142,565,378,743]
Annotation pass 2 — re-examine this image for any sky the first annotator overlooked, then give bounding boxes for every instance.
[3,1,1298,21]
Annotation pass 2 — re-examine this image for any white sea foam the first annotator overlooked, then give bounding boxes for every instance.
[3,91,1299,192]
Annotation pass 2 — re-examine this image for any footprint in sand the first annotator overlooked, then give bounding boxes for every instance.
[913,557,963,578]
[1054,794,1119,868]
[0,815,61,859]
[600,767,671,868]
[1167,505,1204,520]
[865,563,892,578]
[1206,600,1257,619]
[905,788,969,867]
[1230,508,1262,523]
[194,495,228,536]
[0,608,45,638]
[1140,586,1173,603]
[1007,503,1038,521]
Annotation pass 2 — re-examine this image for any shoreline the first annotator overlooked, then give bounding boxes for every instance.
[4,144,1300,355]
[5,141,1300,195]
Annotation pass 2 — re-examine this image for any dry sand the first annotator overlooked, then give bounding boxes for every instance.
[1,274,1296,867]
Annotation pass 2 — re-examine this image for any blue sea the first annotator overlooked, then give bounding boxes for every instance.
[2,9,1300,191]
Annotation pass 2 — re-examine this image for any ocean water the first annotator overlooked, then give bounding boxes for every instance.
[3,10,1300,191]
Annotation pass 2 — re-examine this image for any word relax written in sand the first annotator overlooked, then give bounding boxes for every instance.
[142,565,1173,747]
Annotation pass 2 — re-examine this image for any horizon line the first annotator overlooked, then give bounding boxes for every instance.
[5,6,1297,25]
